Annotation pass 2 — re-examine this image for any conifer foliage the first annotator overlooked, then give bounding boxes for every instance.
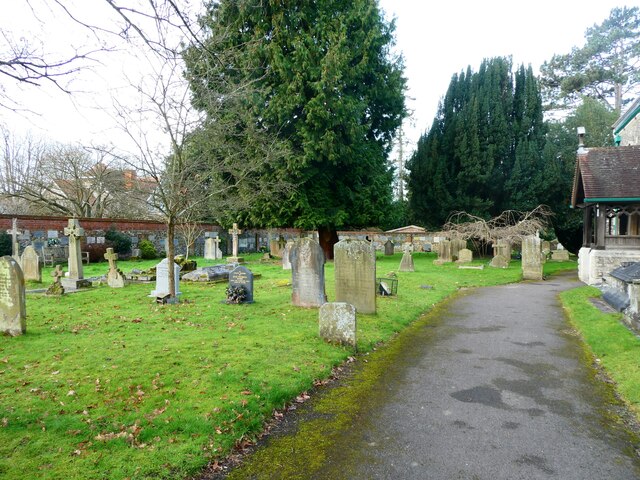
[407,58,545,228]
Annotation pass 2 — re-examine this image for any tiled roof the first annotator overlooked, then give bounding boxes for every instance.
[571,146,640,207]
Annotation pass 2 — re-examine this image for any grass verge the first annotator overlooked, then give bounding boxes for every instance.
[560,286,640,417]
[1,253,574,479]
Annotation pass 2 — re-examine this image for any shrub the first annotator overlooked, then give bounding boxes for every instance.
[84,243,109,263]
[139,239,157,259]
[0,231,11,256]
[105,228,132,255]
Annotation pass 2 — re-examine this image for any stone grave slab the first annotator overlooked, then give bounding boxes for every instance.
[227,266,254,304]
[319,302,356,347]
[149,258,181,298]
[20,245,41,282]
[384,240,394,256]
[0,256,26,336]
[455,248,473,264]
[291,238,326,307]
[334,239,376,314]
[522,235,543,280]
[490,254,509,269]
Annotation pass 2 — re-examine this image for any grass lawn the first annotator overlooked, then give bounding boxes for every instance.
[560,286,640,417]
[1,253,574,479]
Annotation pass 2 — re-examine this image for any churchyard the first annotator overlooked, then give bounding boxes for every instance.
[0,251,574,479]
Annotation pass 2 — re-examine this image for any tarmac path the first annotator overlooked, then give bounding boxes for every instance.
[219,273,640,479]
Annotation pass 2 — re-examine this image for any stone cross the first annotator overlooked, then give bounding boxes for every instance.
[64,218,85,280]
[213,237,222,257]
[52,265,64,283]
[228,223,242,258]
[104,248,118,272]
[6,218,21,260]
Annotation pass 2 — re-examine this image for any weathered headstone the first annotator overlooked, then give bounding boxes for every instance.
[493,239,512,260]
[319,302,356,347]
[541,240,551,257]
[455,248,473,264]
[149,258,181,298]
[61,218,91,290]
[282,239,294,270]
[433,240,452,265]
[451,238,467,261]
[46,265,65,296]
[104,248,126,288]
[227,266,254,303]
[334,239,376,314]
[270,235,287,258]
[204,238,216,260]
[399,243,414,272]
[290,238,326,307]
[551,249,570,261]
[227,223,244,264]
[6,218,21,261]
[20,245,41,282]
[522,235,543,280]
[490,254,509,269]
[384,239,394,256]
[0,256,26,336]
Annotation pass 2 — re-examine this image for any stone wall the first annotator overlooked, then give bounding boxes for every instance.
[578,247,640,285]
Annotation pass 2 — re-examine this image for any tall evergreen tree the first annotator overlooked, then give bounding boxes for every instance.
[407,58,544,228]
[185,0,406,256]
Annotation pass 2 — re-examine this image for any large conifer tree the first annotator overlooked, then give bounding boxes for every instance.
[185,0,406,255]
[407,58,545,228]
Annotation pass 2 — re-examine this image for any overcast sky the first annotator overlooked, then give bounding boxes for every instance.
[2,0,639,152]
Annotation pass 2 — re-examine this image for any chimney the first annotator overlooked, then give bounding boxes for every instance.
[577,126,588,154]
[124,170,137,189]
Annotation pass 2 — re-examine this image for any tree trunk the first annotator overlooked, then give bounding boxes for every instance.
[317,226,339,261]
[167,219,177,302]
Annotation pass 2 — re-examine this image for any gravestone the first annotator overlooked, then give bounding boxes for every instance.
[290,238,326,307]
[384,239,394,256]
[522,235,543,280]
[46,265,65,295]
[104,248,126,288]
[433,240,452,265]
[204,238,216,260]
[493,239,512,260]
[0,256,26,336]
[282,239,294,270]
[541,240,551,257]
[551,249,570,261]
[227,223,244,264]
[20,245,41,282]
[61,218,91,290]
[227,266,254,304]
[490,254,509,269]
[399,243,414,272]
[451,238,467,261]
[334,239,376,314]
[149,258,181,299]
[456,248,473,264]
[6,218,21,261]
[319,302,356,347]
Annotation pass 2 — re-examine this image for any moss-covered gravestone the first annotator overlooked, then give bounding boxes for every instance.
[334,239,376,314]
[20,245,41,282]
[0,256,26,336]
[522,235,543,280]
[319,302,356,347]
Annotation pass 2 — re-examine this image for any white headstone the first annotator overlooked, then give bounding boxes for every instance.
[149,258,181,298]
[319,302,356,347]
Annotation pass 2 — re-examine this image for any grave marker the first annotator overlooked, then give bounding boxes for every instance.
[456,248,473,264]
[227,223,244,263]
[149,258,181,299]
[319,302,356,347]
[61,218,91,290]
[290,237,326,307]
[334,239,376,314]
[6,218,21,261]
[433,240,452,265]
[399,243,414,272]
[227,266,254,303]
[0,256,26,336]
[20,245,41,282]
[522,235,543,280]
[384,239,394,256]
[104,248,126,288]
[282,239,294,270]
